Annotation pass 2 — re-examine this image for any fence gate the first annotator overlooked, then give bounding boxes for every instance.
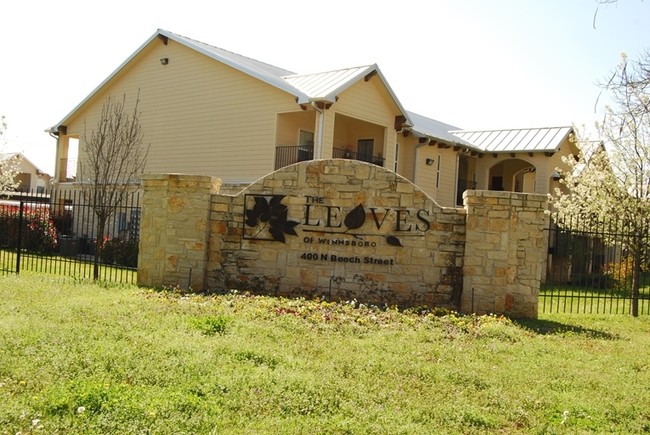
[541,214,650,315]
[0,189,140,283]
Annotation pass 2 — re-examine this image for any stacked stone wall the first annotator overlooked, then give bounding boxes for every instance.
[462,190,548,317]
[138,174,221,290]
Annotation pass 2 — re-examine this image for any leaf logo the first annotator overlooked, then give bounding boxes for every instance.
[386,235,403,247]
[344,204,366,230]
[245,195,299,243]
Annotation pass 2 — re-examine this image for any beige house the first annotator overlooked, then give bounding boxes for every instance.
[49,29,578,208]
[1,153,51,193]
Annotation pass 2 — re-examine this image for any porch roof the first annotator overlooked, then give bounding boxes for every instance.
[406,111,479,150]
[284,65,410,118]
[451,126,574,153]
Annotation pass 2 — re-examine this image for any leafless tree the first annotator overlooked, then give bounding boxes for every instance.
[78,91,149,279]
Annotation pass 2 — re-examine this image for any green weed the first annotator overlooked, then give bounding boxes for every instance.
[191,314,230,336]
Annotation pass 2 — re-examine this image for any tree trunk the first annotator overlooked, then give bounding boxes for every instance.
[631,242,641,317]
[93,217,107,281]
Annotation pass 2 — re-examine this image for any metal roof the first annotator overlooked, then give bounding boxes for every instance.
[285,64,412,126]
[406,111,478,150]
[451,126,573,153]
[284,66,373,102]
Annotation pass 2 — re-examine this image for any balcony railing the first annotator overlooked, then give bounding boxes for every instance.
[332,147,384,167]
[274,145,385,170]
[456,179,477,206]
[275,145,314,170]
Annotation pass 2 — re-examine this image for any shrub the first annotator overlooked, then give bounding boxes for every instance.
[603,256,647,290]
[0,204,58,254]
[100,237,138,268]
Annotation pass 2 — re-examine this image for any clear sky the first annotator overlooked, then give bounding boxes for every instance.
[1,0,648,175]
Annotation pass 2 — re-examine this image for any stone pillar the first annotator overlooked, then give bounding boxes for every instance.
[138,174,221,291]
[462,190,548,318]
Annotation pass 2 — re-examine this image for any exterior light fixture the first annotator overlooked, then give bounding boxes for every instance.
[425,158,434,166]
[160,58,169,65]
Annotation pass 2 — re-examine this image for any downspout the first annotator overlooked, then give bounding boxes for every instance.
[413,144,420,184]
[311,102,324,159]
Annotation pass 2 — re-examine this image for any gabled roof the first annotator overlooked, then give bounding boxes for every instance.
[451,126,574,153]
[284,64,410,117]
[406,111,478,150]
[285,66,373,101]
[50,29,412,132]
[1,152,49,176]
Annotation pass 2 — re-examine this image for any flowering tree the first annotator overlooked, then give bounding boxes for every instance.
[78,92,149,279]
[0,116,20,193]
[550,51,650,316]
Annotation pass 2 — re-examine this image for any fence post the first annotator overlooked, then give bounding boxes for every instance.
[16,201,24,274]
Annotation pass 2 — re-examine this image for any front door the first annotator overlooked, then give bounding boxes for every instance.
[357,139,374,163]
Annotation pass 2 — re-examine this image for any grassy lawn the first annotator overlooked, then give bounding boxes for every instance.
[1,275,649,434]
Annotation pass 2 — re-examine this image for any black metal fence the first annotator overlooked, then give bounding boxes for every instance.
[541,213,650,315]
[0,188,140,283]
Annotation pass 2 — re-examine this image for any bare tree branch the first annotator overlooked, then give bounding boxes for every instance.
[78,91,150,279]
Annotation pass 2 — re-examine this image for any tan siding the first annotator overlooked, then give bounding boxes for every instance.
[415,146,438,202]
[335,79,400,124]
[410,146,459,208]
[65,38,300,183]
[396,136,417,181]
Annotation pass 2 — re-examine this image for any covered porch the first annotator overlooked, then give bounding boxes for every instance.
[274,111,390,170]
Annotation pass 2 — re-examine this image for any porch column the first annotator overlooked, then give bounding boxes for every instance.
[317,109,335,159]
[54,135,70,183]
[384,128,397,167]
